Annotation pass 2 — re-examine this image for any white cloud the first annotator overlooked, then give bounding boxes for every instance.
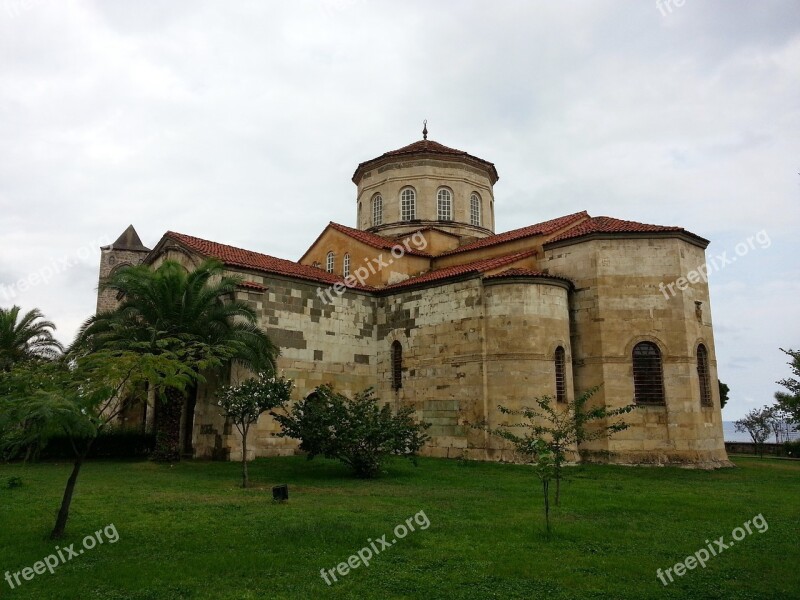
[1,1,798,419]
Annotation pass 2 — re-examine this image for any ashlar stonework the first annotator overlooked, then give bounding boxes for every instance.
[97,134,731,469]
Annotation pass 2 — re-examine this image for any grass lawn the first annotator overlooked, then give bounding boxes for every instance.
[0,455,798,600]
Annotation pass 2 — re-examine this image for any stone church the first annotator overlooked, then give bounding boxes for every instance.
[96,130,730,468]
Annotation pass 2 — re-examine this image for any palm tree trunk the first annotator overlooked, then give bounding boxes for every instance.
[152,386,184,462]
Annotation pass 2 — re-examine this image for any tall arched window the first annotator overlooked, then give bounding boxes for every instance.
[372,194,383,226]
[470,193,482,226]
[391,341,403,390]
[632,342,665,404]
[326,251,335,273]
[697,344,712,407]
[437,188,452,221]
[358,202,362,225]
[343,253,351,278]
[400,188,416,221]
[555,346,566,403]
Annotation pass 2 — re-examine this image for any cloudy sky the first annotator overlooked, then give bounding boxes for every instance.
[1,1,798,419]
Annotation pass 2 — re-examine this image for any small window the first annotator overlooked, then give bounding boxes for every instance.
[697,344,712,407]
[470,193,482,226]
[437,188,452,221]
[343,253,351,278]
[391,340,403,390]
[358,202,362,225]
[400,188,416,221]
[555,346,566,403]
[326,251,335,273]
[632,342,665,404]
[372,194,383,226]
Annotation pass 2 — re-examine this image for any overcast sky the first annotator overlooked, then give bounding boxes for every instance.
[1,1,798,420]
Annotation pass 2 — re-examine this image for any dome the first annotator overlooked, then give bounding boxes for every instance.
[352,138,499,185]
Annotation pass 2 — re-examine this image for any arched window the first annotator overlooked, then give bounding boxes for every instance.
[555,346,566,403]
[400,188,416,221]
[470,192,482,226]
[326,251,335,273]
[437,188,452,221]
[358,202,362,225]
[632,342,665,404]
[343,253,351,278]
[391,341,403,390]
[372,194,383,226]
[697,344,712,407]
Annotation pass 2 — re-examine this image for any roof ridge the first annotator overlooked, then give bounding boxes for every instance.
[383,248,537,290]
[325,222,432,257]
[545,215,701,245]
[438,210,590,257]
[163,231,375,290]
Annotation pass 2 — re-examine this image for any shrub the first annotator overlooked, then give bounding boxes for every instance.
[783,440,800,458]
[39,427,155,459]
[272,385,430,478]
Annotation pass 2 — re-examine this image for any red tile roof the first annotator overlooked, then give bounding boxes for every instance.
[163,232,374,290]
[353,138,499,183]
[439,211,589,256]
[327,222,431,257]
[545,216,706,245]
[382,249,538,290]
[238,280,267,291]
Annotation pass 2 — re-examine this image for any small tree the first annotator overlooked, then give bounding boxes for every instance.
[764,406,792,444]
[774,348,800,425]
[491,386,634,506]
[0,350,193,538]
[272,385,430,478]
[718,380,730,410]
[217,373,293,488]
[735,406,773,458]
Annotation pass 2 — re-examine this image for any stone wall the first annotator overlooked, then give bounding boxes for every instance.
[96,247,149,313]
[482,278,574,461]
[543,236,730,467]
[195,271,378,461]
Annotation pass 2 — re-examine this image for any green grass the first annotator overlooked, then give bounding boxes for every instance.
[0,456,798,600]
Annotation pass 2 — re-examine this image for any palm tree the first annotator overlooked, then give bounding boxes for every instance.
[0,306,64,371]
[72,259,279,461]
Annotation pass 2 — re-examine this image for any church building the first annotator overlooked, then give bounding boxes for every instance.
[96,129,730,468]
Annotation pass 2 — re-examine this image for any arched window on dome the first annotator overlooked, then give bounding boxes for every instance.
[555,346,566,403]
[400,188,416,221]
[632,341,665,404]
[697,344,712,407]
[437,188,452,221]
[326,251,335,273]
[391,340,403,390]
[343,253,351,278]
[470,193,482,226]
[372,194,383,227]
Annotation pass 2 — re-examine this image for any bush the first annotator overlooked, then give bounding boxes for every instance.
[783,440,800,458]
[39,427,155,460]
[272,385,430,478]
